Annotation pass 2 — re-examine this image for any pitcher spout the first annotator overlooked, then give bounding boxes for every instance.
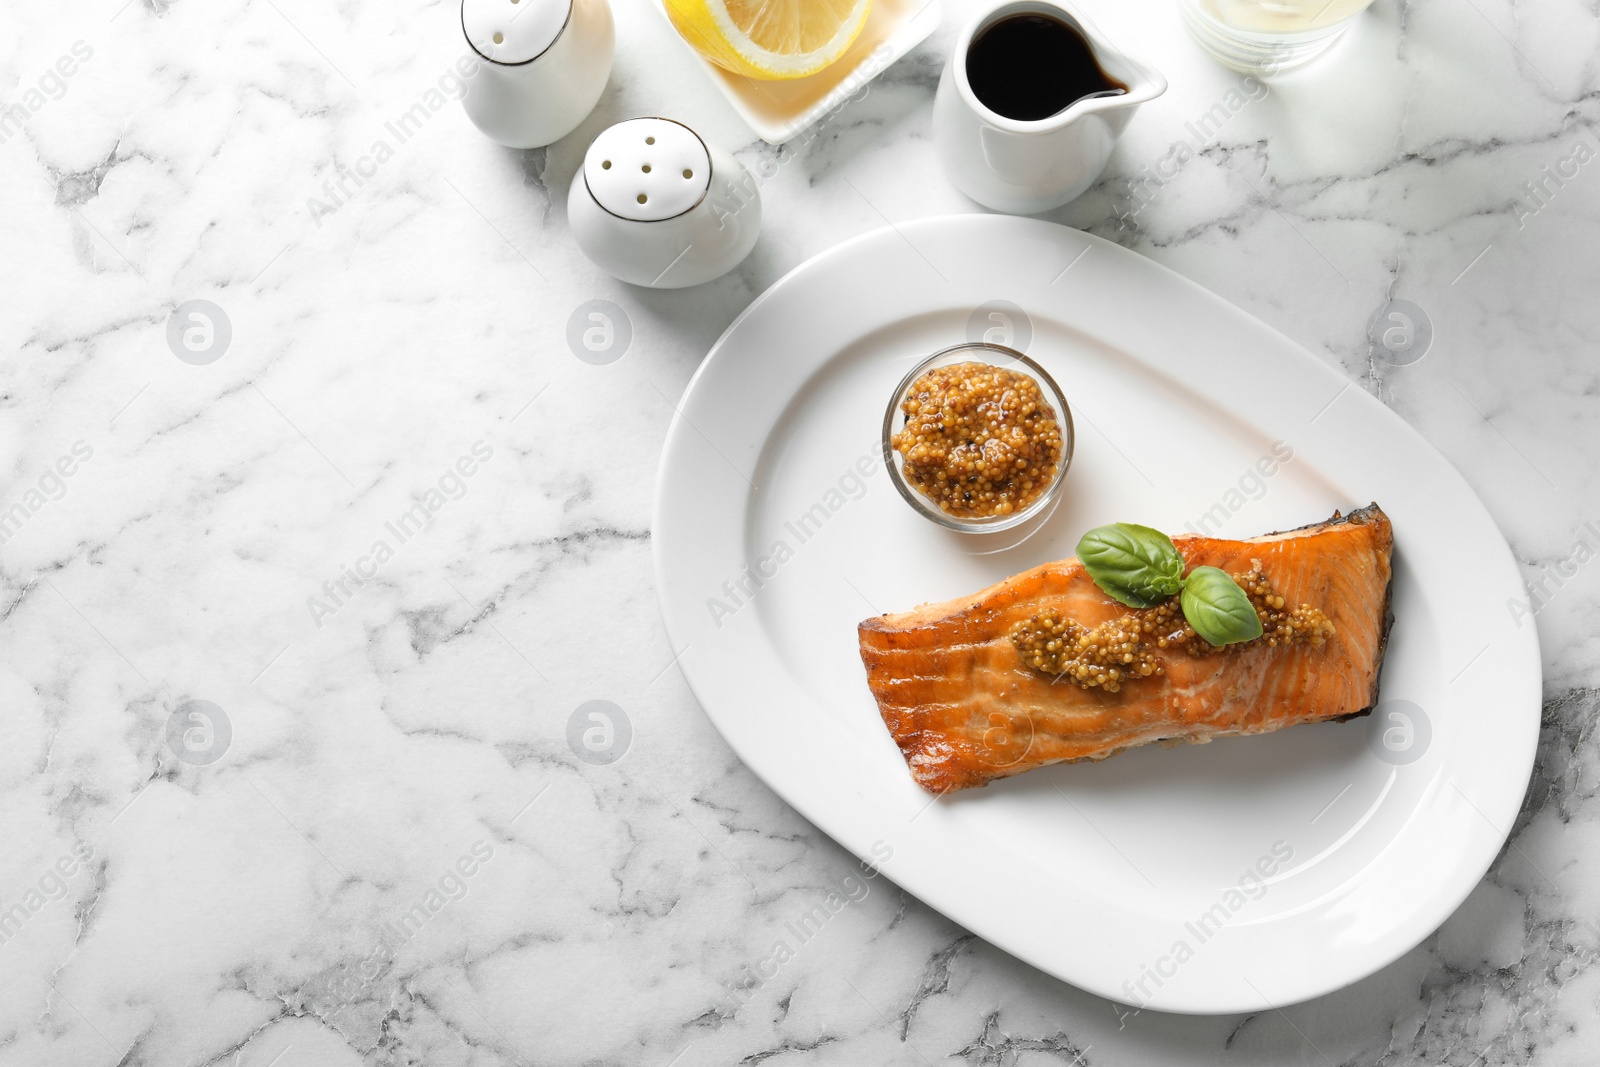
[1064,18,1167,120]
[1089,49,1168,112]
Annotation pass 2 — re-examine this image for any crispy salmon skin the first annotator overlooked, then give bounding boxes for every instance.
[858,506,1394,793]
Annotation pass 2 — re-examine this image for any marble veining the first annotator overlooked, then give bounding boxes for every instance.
[2,0,1598,1064]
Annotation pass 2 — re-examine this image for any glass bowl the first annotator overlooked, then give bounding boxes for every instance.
[882,342,1075,534]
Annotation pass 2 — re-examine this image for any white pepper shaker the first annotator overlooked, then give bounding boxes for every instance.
[567,117,762,289]
[460,0,613,149]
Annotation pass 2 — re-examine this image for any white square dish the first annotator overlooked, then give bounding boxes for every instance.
[651,0,943,144]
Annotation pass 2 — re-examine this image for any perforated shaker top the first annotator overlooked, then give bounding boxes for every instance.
[461,0,570,64]
[583,118,712,222]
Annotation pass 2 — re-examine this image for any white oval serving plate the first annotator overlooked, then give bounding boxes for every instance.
[652,215,1540,1013]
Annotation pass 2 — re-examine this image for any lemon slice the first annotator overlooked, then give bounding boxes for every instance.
[664,0,873,80]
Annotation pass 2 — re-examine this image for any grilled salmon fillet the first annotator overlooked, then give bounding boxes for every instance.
[858,505,1394,793]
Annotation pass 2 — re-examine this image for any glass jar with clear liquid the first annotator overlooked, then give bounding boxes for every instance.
[1179,0,1377,73]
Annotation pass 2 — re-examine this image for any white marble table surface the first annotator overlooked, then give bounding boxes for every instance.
[3,0,1598,1063]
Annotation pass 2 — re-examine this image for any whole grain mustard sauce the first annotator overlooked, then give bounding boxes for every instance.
[1010,565,1336,692]
[891,361,1063,518]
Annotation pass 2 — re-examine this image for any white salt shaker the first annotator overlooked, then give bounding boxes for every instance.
[568,117,761,289]
[460,0,614,149]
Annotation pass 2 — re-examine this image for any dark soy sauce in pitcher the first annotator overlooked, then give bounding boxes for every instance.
[966,13,1127,122]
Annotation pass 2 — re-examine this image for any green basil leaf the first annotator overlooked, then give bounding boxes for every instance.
[1180,566,1264,647]
[1076,523,1187,609]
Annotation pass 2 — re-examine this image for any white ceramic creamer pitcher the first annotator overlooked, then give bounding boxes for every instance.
[934,1,1167,215]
